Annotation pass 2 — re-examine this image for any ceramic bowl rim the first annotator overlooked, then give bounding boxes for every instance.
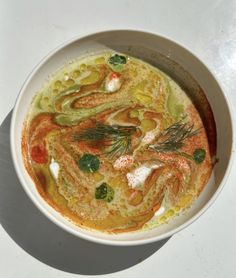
[10,29,235,246]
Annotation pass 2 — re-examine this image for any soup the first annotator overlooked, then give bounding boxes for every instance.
[22,52,214,233]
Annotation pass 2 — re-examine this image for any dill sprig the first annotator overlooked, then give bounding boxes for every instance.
[73,122,137,157]
[150,120,201,153]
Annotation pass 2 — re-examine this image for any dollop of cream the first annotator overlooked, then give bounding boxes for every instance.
[126,163,162,189]
[127,166,152,189]
[49,158,60,179]
[105,73,122,92]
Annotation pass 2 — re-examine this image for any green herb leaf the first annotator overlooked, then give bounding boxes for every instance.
[108,54,127,65]
[95,182,114,202]
[78,154,100,173]
[193,148,206,164]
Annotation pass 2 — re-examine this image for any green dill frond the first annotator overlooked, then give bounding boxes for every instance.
[150,120,201,152]
[73,122,137,157]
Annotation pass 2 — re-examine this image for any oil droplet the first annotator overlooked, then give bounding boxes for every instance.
[166,209,175,218]
[174,206,181,212]
[159,215,167,223]
[65,78,75,86]
[54,80,62,89]
[129,109,139,118]
[141,119,156,132]
[80,63,87,71]
[71,70,81,78]
[94,57,105,64]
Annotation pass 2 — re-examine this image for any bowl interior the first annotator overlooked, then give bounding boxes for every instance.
[11,30,233,245]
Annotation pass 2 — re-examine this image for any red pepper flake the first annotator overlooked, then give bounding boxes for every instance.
[30,145,48,164]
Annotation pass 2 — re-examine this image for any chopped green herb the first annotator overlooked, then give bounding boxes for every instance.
[193,148,206,164]
[95,182,114,202]
[78,154,100,173]
[108,54,127,66]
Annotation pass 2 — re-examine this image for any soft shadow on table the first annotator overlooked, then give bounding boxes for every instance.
[0,112,170,275]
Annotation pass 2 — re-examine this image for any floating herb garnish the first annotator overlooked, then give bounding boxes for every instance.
[95,182,114,202]
[149,120,206,164]
[74,122,137,157]
[108,54,127,65]
[193,148,206,164]
[108,54,127,72]
[150,120,200,152]
[77,154,100,173]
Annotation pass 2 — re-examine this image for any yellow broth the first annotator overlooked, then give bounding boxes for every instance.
[22,52,213,233]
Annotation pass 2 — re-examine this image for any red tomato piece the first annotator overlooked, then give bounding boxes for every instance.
[30,145,48,164]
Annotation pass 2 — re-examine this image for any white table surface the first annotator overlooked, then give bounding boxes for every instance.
[0,0,236,277]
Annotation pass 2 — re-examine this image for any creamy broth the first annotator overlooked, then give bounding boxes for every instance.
[22,52,213,233]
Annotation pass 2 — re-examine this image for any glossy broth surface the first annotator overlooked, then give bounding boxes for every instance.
[22,52,213,233]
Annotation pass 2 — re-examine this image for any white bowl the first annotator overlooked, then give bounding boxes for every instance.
[10,30,234,246]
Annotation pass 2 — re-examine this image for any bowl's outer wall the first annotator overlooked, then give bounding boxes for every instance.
[10,30,234,245]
